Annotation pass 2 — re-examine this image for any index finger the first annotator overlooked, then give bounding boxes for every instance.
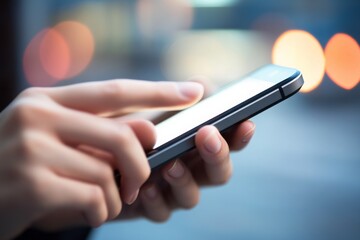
[45,80,204,116]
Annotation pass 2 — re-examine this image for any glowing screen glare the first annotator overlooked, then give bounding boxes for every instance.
[154,76,274,148]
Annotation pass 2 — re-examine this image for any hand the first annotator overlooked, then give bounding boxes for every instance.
[0,80,203,239]
[117,121,255,222]
[114,77,256,222]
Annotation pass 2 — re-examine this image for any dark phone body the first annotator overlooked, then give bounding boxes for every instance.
[147,65,304,169]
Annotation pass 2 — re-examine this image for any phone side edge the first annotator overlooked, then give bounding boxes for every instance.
[148,70,304,170]
[148,89,283,169]
[280,73,304,97]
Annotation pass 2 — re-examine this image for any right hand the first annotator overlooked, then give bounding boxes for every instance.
[0,80,203,239]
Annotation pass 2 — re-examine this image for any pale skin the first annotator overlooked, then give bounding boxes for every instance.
[0,80,255,239]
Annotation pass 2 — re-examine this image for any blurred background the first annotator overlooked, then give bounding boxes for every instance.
[1,0,360,239]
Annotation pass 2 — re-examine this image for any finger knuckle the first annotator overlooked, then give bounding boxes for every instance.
[110,200,122,220]
[9,101,35,126]
[103,81,127,100]
[16,131,46,162]
[87,186,104,209]
[109,125,132,145]
[154,82,177,103]
[9,99,57,128]
[86,186,108,225]
[18,87,44,98]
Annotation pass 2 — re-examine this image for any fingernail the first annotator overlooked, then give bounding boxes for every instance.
[168,160,184,178]
[177,82,204,100]
[242,122,256,143]
[145,185,157,199]
[127,189,139,205]
[204,129,222,154]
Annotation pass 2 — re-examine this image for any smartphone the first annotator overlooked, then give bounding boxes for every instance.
[147,64,303,169]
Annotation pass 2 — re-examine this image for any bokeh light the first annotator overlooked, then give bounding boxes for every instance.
[53,21,95,79]
[56,2,131,57]
[324,33,360,90]
[162,31,270,85]
[40,29,70,80]
[23,29,60,87]
[23,21,94,87]
[136,0,193,39]
[272,30,326,93]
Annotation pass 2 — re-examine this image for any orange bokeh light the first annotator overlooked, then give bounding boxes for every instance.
[53,21,95,79]
[23,21,94,87]
[40,29,70,80]
[272,30,326,93]
[325,33,360,90]
[23,29,61,87]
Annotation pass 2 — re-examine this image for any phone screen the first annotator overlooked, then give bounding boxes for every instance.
[155,74,276,149]
[147,65,302,168]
